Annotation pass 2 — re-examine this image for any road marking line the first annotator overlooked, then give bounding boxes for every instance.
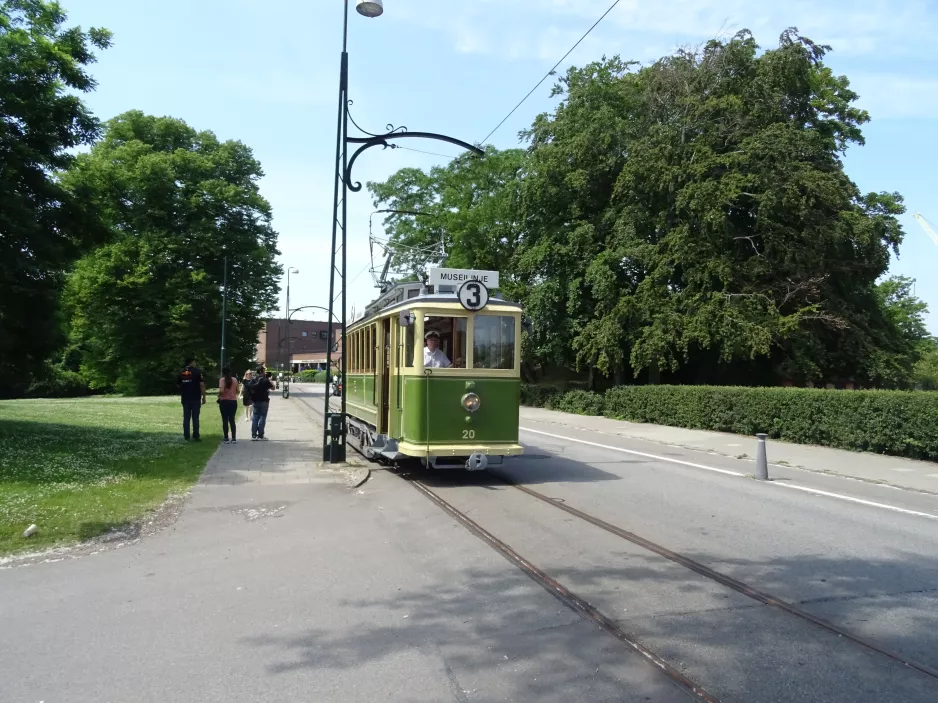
[928,474,938,479]
[772,483,938,520]
[890,468,915,473]
[520,426,938,521]
[520,427,745,477]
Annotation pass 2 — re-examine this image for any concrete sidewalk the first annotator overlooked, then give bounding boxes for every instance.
[198,393,365,487]
[521,406,938,495]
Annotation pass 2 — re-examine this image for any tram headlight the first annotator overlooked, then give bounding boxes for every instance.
[461,392,481,413]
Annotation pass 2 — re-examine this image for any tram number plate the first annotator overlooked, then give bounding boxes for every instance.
[462,429,476,439]
[458,280,489,311]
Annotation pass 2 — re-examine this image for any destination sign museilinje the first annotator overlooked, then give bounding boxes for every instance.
[429,268,499,289]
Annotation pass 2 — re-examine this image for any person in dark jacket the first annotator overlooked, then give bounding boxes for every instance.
[250,365,274,440]
[177,356,206,441]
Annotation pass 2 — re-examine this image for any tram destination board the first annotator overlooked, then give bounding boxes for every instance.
[429,267,499,289]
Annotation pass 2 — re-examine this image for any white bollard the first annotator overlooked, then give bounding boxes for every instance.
[755,433,769,480]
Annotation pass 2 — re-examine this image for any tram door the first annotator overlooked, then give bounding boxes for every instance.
[380,318,391,434]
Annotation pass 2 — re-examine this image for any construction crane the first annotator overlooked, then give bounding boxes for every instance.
[914,213,938,247]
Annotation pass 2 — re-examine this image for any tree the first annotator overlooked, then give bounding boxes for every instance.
[913,343,938,391]
[62,111,281,395]
[870,276,934,388]
[520,29,906,386]
[367,147,527,292]
[0,0,111,396]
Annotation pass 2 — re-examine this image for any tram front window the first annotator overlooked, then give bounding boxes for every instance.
[424,316,467,368]
[473,315,516,369]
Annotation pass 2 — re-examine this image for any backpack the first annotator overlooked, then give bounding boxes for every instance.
[248,376,265,401]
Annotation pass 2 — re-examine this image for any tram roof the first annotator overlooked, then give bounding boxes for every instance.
[352,289,523,328]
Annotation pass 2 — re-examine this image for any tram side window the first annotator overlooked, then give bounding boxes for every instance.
[424,316,467,368]
[404,321,415,368]
[356,332,361,373]
[473,316,516,369]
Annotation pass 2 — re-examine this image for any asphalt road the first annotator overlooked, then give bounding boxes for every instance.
[2,384,936,702]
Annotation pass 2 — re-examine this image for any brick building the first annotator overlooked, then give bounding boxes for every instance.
[256,319,334,373]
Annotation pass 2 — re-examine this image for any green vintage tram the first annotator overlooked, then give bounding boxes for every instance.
[342,275,523,470]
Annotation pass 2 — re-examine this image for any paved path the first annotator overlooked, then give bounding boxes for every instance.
[199,397,329,486]
[521,406,938,495]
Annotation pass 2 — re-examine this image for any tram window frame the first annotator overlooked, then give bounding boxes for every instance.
[423,315,468,369]
[472,315,516,370]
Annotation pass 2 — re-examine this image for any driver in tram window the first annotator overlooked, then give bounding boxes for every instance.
[423,330,452,368]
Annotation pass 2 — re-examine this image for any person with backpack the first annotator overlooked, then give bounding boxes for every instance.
[249,365,274,440]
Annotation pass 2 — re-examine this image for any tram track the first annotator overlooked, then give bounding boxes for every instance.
[408,477,722,703]
[485,470,938,684]
[295,388,938,693]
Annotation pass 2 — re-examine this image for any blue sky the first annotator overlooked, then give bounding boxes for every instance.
[68,0,938,333]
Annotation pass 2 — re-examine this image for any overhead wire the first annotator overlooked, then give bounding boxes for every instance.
[391,145,462,159]
[478,0,623,146]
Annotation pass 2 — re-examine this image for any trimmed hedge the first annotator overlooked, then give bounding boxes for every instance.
[296,369,331,383]
[521,384,938,461]
[520,384,563,408]
[552,389,605,416]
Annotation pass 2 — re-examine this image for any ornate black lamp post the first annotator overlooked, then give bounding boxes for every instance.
[323,0,484,462]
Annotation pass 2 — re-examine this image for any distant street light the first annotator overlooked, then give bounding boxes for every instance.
[220,255,229,373]
[284,267,299,394]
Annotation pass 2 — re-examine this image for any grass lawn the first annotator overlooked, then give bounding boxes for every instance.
[0,396,219,556]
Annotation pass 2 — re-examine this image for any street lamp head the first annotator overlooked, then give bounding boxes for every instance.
[356,0,383,18]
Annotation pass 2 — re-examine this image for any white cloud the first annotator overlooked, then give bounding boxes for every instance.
[399,0,938,64]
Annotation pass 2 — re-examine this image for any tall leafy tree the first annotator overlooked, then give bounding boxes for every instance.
[62,111,281,394]
[521,29,906,386]
[0,0,111,396]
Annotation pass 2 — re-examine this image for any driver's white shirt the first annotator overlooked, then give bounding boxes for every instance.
[424,347,451,368]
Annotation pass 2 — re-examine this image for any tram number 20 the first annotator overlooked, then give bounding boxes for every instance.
[462,429,476,440]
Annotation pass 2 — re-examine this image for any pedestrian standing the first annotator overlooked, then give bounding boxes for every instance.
[250,365,274,440]
[218,367,240,444]
[241,369,254,422]
[177,356,206,441]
